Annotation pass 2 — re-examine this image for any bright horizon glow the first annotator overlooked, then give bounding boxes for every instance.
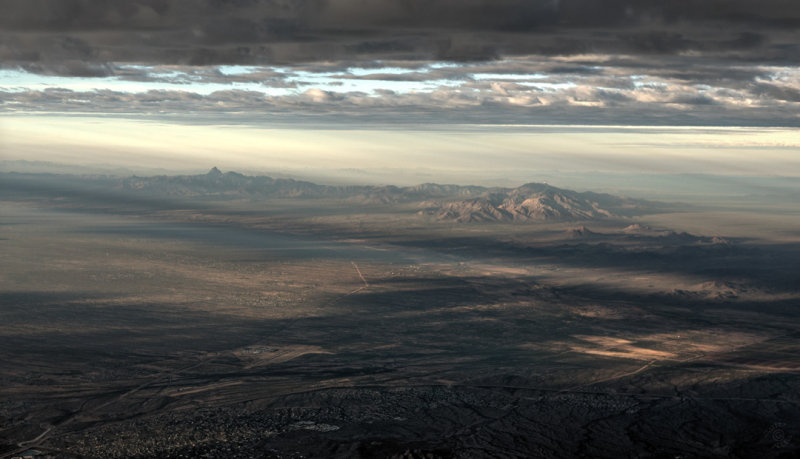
[3,114,799,186]
[3,58,800,186]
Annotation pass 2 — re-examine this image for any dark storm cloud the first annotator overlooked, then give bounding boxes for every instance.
[19,60,115,77]
[2,0,799,127]
[1,0,799,71]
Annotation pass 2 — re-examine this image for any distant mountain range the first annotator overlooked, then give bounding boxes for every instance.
[417,182,653,223]
[2,168,665,222]
[119,167,489,204]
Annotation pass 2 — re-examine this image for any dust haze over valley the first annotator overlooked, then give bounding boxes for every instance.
[1,166,799,458]
[3,0,800,457]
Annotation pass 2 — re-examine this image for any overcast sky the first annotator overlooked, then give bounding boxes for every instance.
[1,1,798,183]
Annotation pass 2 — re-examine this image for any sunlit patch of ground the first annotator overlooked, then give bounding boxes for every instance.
[565,330,771,362]
[569,335,677,360]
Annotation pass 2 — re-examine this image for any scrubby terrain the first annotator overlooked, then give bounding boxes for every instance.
[1,171,798,458]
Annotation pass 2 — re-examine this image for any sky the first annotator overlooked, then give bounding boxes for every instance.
[1,0,799,184]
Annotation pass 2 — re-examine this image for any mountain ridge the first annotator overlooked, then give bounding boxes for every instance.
[2,168,665,222]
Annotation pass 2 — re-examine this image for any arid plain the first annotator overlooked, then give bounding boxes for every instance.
[1,170,799,458]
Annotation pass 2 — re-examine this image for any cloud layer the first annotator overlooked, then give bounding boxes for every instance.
[1,1,798,126]
[2,0,799,71]
[3,55,799,126]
